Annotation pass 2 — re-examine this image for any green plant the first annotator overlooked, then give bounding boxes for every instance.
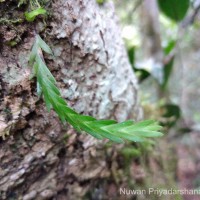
[24,0,47,22]
[157,0,190,22]
[29,34,163,143]
[25,7,46,22]
[96,0,106,5]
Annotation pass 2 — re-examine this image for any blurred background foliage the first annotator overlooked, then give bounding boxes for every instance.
[113,0,200,199]
[115,0,200,130]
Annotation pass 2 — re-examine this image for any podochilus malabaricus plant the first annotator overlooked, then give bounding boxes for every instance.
[29,34,163,143]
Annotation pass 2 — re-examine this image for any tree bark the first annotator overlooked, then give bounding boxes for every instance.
[140,0,163,62]
[0,0,141,199]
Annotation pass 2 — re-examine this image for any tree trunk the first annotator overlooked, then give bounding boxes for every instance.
[0,0,141,199]
[140,0,163,62]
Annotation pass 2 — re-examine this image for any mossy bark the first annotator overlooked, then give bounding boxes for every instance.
[0,0,141,199]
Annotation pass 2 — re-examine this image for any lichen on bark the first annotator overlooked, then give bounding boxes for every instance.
[0,0,142,199]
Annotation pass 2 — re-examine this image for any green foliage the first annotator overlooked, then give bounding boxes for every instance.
[29,34,163,143]
[135,69,151,83]
[96,0,106,5]
[164,40,176,55]
[128,47,135,66]
[128,46,151,82]
[157,0,190,22]
[161,57,174,90]
[161,104,181,128]
[128,42,175,89]
[25,7,46,22]
[8,40,18,47]
[120,147,141,159]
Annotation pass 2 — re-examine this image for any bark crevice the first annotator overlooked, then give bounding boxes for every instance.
[0,0,141,199]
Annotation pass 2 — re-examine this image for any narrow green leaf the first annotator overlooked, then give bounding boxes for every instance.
[37,35,53,55]
[73,114,96,122]
[90,119,117,127]
[43,93,52,112]
[36,81,42,97]
[164,40,176,55]
[134,130,163,137]
[102,120,134,132]
[113,131,144,142]
[88,120,124,143]
[122,120,156,130]
[29,42,37,65]
[161,58,174,90]
[36,55,56,83]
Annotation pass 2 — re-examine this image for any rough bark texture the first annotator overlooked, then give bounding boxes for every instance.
[0,0,141,199]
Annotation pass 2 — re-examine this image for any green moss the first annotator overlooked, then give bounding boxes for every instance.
[120,147,141,159]
[0,18,23,24]
[62,133,70,144]
[8,40,18,46]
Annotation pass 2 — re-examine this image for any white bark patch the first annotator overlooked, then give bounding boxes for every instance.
[51,0,141,122]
